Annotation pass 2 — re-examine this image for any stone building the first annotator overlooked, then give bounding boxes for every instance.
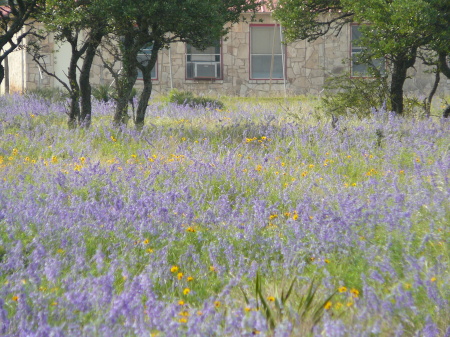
[1,9,448,97]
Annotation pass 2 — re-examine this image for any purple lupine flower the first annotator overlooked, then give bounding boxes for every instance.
[422,316,440,337]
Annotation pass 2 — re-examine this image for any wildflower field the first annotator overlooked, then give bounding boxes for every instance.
[0,94,449,336]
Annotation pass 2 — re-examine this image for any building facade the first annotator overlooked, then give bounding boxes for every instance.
[1,11,448,98]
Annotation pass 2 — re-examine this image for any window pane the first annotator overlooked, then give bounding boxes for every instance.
[251,26,282,54]
[351,25,384,77]
[351,25,363,47]
[191,54,217,62]
[189,45,219,54]
[251,55,283,79]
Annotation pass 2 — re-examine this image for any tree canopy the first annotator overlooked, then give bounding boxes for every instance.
[274,0,450,115]
[102,0,261,127]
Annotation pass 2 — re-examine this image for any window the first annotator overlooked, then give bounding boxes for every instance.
[137,45,157,80]
[186,43,221,80]
[250,25,284,80]
[351,25,385,77]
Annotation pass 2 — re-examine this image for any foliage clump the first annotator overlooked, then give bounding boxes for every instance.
[168,89,225,109]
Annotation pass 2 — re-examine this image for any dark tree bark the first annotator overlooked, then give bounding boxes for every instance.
[438,52,450,118]
[438,52,450,78]
[390,47,418,115]
[113,33,139,126]
[80,30,105,128]
[64,29,91,129]
[425,70,440,118]
[0,63,4,87]
[67,47,81,129]
[135,42,161,130]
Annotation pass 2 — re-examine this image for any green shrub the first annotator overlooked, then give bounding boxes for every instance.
[168,89,224,109]
[321,72,390,118]
[92,84,115,102]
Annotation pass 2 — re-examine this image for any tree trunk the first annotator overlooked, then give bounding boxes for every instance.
[135,43,160,130]
[0,63,4,87]
[80,31,104,128]
[438,52,450,78]
[67,60,81,129]
[390,48,417,115]
[113,33,139,126]
[425,70,440,118]
[438,53,450,118]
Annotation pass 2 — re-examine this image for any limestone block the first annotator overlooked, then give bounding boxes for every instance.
[310,76,324,87]
[175,43,185,54]
[292,63,301,76]
[305,49,319,69]
[234,58,244,67]
[240,85,248,96]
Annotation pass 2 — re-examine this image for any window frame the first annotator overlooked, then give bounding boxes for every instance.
[185,41,222,80]
[249,24,286,81]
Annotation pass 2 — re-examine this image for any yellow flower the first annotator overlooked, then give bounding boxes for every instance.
[179,318,188,323]
[430,277,437,282]
[143,239,149,245]
[187,276,194,282]
[12,295,19,301]
[338,286,347,293]
[346,301,353,307]
[183,288,190,295]
[170,266,179,273]
[186,227,196,233]
[146,248,154,253]
[244,307,251,312]
[214,301,221,307]
[267,296,275,302]
[324,301,332,310]
[177,272,184,280]
[350,288,359,298]
[178,300,185,306]
[179,311,189,317]
[324,259,330,264]
[209,266,216,272]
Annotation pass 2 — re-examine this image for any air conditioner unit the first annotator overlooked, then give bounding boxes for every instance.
[194,62,217,78]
